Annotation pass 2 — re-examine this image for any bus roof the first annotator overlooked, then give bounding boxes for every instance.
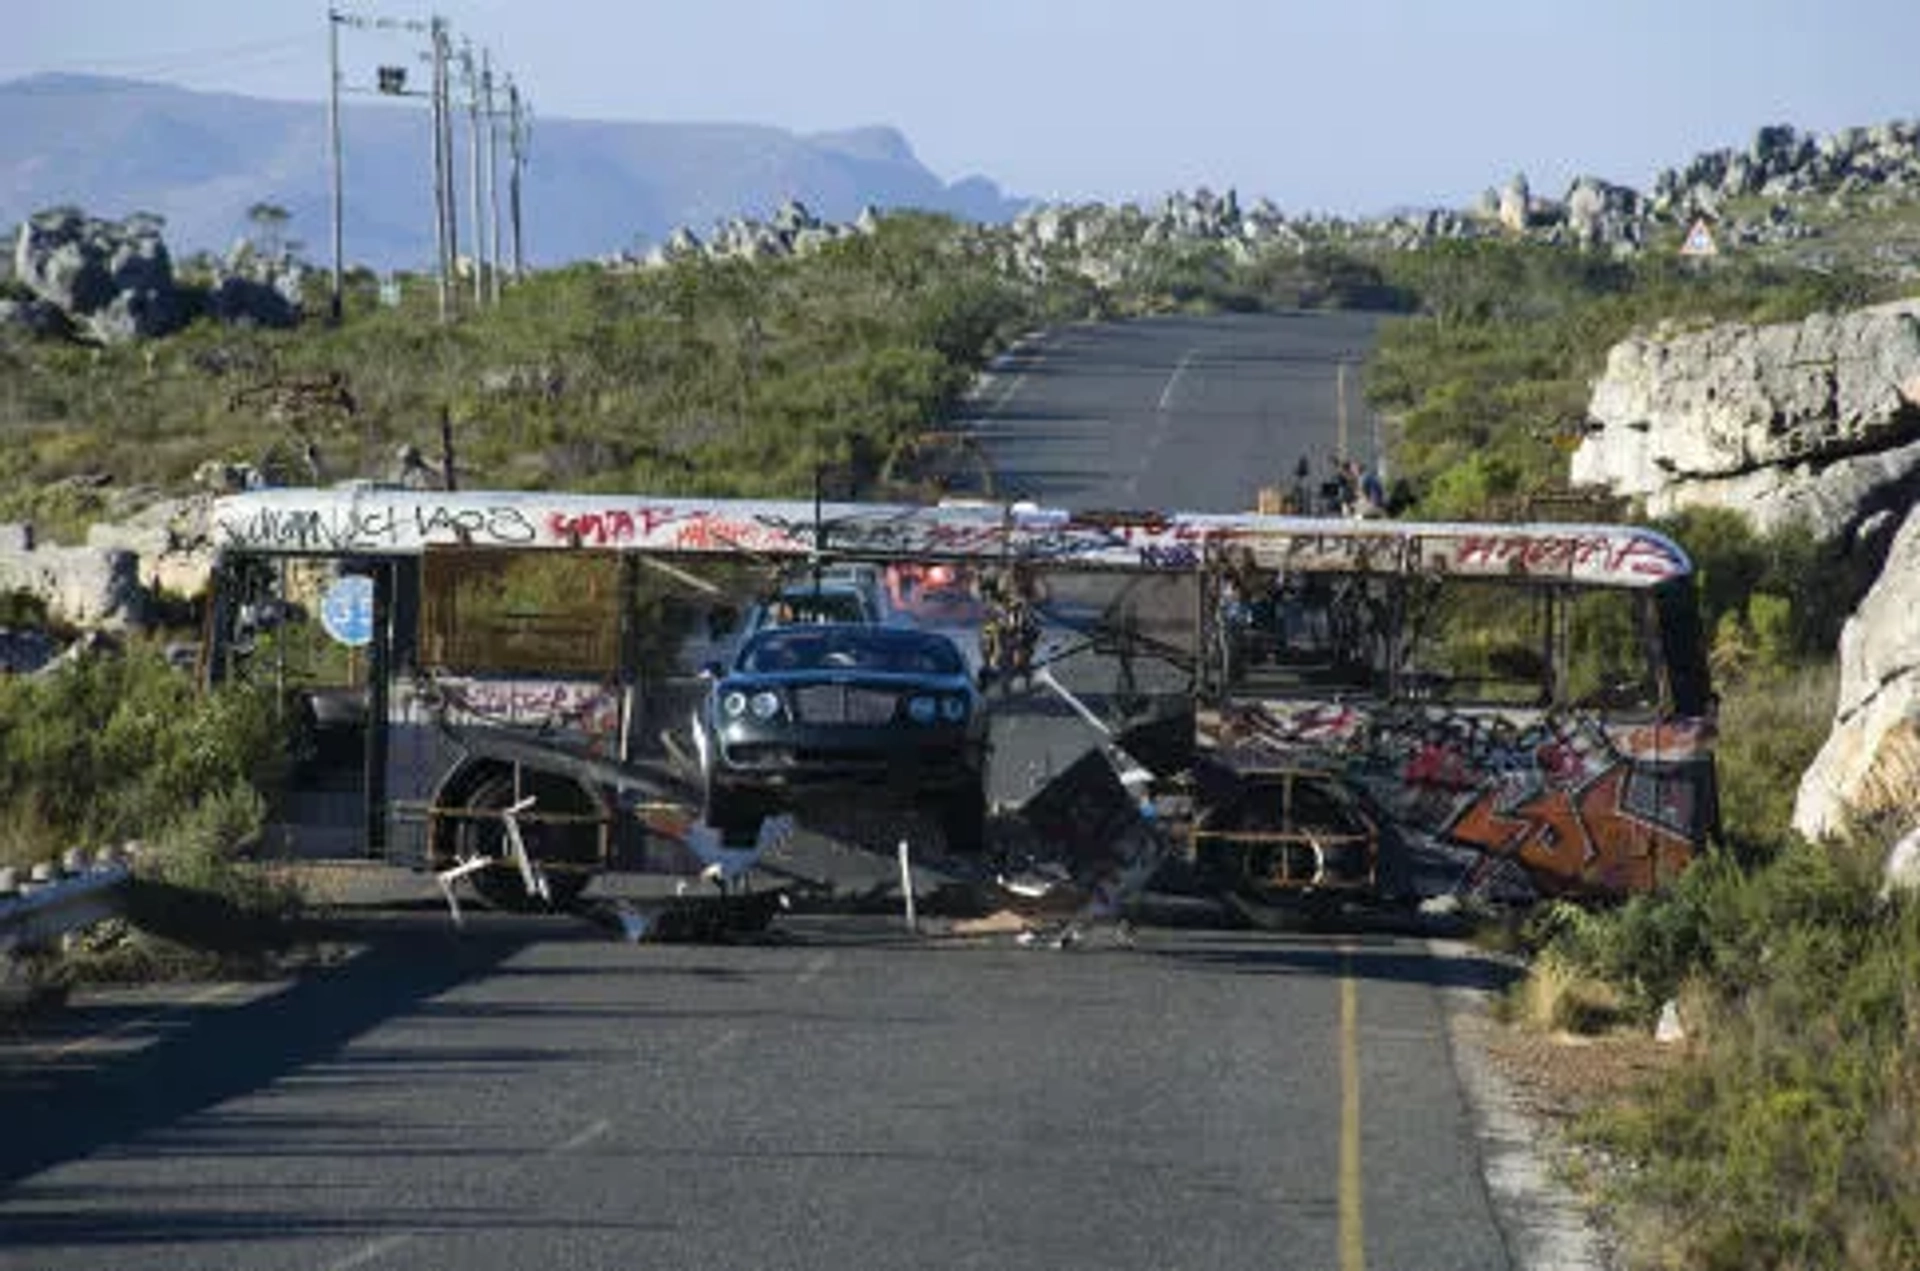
[210,485,1692,587]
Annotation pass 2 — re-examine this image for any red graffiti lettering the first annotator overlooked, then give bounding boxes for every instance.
[547,510,638,545]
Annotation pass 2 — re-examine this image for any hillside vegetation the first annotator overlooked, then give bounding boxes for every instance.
[1,214,1049,536]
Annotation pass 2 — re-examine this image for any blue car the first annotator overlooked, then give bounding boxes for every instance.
[694,623,989,850]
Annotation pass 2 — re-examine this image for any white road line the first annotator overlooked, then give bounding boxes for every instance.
[1157,349,1196,413]
[324,1233,412,1271]
[696,1027,744,1059]
[796,952,835,984]
[550,1118,611,1156]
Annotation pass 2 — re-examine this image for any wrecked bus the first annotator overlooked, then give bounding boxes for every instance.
[203,485,1715,913]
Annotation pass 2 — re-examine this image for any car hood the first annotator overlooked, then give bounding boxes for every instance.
[718,669,972,693]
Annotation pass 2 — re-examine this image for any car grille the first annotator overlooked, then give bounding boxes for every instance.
[791,685,900,724]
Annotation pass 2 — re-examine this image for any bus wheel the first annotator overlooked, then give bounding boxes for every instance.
[448,766,602,912]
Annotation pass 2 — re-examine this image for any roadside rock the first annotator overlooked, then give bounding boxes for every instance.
[1570,298,1920,847]
[1572,303,1920,539]
[206,242,304,329]
[84,496,217,599]
[1793,507,1920,840]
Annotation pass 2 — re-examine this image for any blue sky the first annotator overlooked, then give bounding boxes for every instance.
[8,0,1919,213]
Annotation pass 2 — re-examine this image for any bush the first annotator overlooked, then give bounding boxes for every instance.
[0,645,286,863]
[1554,832,1920,1270]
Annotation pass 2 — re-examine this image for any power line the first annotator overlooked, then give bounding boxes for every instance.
[328,7,437,323]
[35,33,316,81]
[328,9,527,319]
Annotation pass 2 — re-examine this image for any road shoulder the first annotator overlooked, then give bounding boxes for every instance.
[1428,938,1619,1271]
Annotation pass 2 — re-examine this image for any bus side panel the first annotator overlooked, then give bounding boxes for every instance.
[1198,698,1713,901]
[384,673,628,869]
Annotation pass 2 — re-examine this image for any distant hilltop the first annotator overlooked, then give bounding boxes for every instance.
[0,73,1025,270]
[627,120,1920,287]
[4,72,1919,277]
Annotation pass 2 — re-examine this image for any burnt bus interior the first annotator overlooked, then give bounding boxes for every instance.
[209,525,1714,910]
[1199,559,1712,718]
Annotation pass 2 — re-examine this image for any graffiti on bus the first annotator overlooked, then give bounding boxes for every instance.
[422,677,623,738]
[1200,698,1708,897]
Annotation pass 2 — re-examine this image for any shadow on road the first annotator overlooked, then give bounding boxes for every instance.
[0,917,538,1191]
[1149,930,1524,996]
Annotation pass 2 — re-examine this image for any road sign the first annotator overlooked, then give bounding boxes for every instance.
[319,574,375,647]
[1680,218,1718,257]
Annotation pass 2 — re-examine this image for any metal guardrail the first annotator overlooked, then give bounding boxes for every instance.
[0,848,133,958]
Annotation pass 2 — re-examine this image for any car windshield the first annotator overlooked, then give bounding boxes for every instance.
[738,627,964,676]
[761,589,872,626]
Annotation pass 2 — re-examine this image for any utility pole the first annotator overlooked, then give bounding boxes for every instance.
[483,50,502,304]
[328,9,441,324]
[507,79,529,279]
[461,43,484,308]
[436,21,459,316]
[327,9,345,324]
[429,16,451,322]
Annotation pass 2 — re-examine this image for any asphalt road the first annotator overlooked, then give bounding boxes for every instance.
[1,913,1519,1271]
[0,312,1562,1271]
[966,311,1384,513]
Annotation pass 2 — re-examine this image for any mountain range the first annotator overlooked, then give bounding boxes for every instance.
[0,73,1025,270]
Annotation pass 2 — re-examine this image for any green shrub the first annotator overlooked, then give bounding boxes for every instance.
[1561,834,1920,1270]
[0,644,285,860]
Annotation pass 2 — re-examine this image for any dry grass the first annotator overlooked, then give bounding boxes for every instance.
[1850,719,1920,843]
[1502,948,1630,1035]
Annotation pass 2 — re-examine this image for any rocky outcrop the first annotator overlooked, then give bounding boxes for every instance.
[13,208,181,344]
[8,210,306,341]
[0,522,146,628]
[1571,303,1920,538]
[1793,508,1920,840]
[84,496,217,600]
[205,240,305,328]
[605,117,1920,288]
[617,199,871,269]
[1564,177,1649,251]
[1654,121,1920,215]
[1569,300,1920,844]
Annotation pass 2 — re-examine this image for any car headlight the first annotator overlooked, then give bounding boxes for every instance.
[722,690,748,718]
[940,695,969,722]
[750,690,782,720]
[906,695,938,724]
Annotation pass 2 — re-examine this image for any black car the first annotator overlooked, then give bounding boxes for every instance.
[694,623,988,850]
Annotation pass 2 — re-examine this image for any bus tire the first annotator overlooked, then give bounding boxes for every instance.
[442,765,601,912]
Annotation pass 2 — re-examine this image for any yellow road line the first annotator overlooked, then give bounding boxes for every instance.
[1339,948,1366,1271]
